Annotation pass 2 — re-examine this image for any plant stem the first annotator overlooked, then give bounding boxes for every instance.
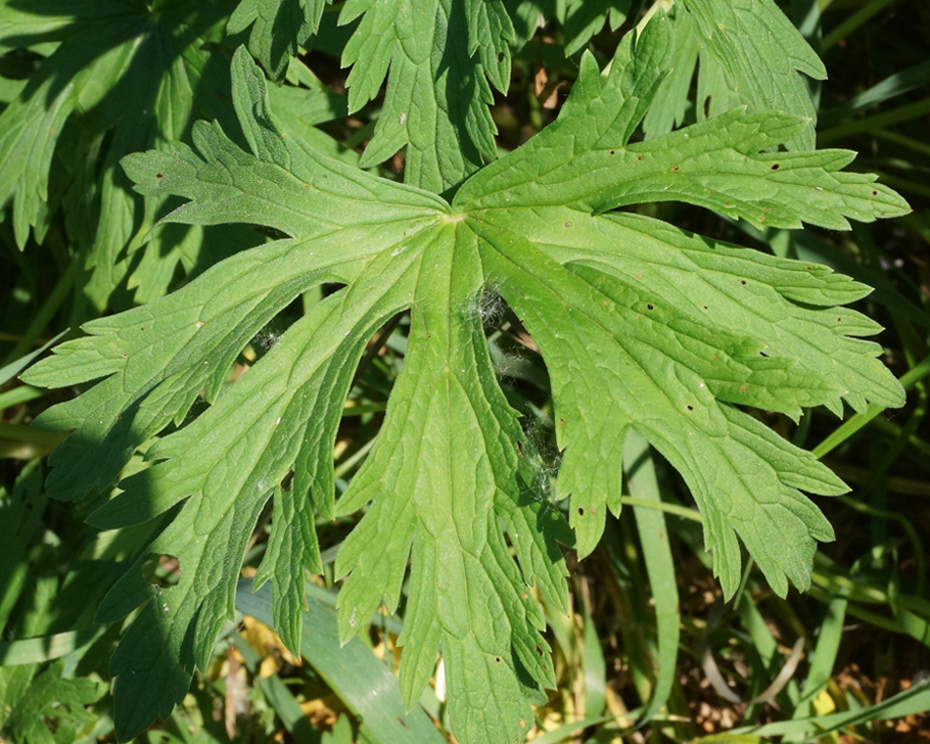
[813,351,930,458]
[618,496,702,523]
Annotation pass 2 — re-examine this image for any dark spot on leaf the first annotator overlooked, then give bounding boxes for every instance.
[140,327,145,331]
[398,717,408,728]
[495,656,502,662]
[871,190,878,196]
[702,305,708,310]
[155,172,165,179]
[686,405,694,411]
[559,418,565,426]
[497,52,504,63]
[740,280,747,285]
[577,507,585,516]
[837,317,842,322]
[671,165,680,172]
[535,645,543,656]
[609,149,616,155]
[646,303,654,310]
[637,155,644,161]
[771,163,780,171]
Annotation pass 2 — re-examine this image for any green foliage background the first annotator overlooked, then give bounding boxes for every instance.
[1,0,929,742]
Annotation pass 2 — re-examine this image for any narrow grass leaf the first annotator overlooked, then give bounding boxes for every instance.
[786,592,848,737]
[624,430,680,723]
[235,579,445,744]
[729,679,930,738]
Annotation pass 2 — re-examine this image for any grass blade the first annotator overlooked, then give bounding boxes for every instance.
[235,579,444,744]
[623,430,681,723]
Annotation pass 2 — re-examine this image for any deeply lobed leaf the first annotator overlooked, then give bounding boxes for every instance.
[647,0,828,149]
[0,0,252,309]
[23,13,909,744]
[228,0,327,81]
[339,0,512,192]
[334,223,569,743]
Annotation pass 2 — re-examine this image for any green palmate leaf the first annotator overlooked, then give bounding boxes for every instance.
[339,0,512,193]
[0,0,248,308]
[82,35,252,309]
[685,0,827,149]
[561,0,632,56]
[0,660,107,744]
[0,0,137,249]
[24,14,908,744]
[228,0,327,81]
[504,0,630,53]
[504,0,548,48]
[642,5,699,139]
[645,0,827,149]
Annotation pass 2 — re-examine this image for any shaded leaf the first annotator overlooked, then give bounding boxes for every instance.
[228,0,327,81]
[682,0,827,149]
